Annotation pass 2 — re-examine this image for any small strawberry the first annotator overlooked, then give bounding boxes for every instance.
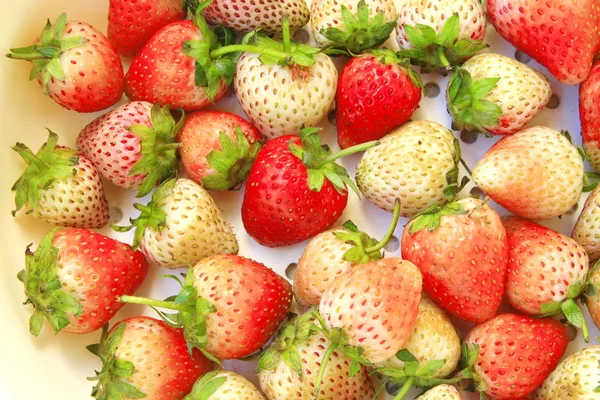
[534,345,600,399]
[77,102,183,198]
[114,178,238,269]
[12,130,109,229]
[184,370,265,400]
[572,185,600,262]
[87,317,213,400]
[472,127,584,220]
[257,309,375,399]
[17,228,148,336]
[487,0,600,84]
[242,127,378,247]
[503,216,591,341]
[447,53,552,135]
[416,385,462,400]
[121,254,292,361]
[581,61,600,172]
[356,120,467,218]
[178,110,262,191]
[7,14,124,113]
[203,0,310,34]
[584,261,600,331]
[401,197,508,323]
[294,199,401,307]
[108,0,187,57]
[459,313,569,400]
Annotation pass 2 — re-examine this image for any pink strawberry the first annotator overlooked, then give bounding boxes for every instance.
[17,228,148,336]
[8,14,124,113]
[580,61,600,172]
[77,102,183,197]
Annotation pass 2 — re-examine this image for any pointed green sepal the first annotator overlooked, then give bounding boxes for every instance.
[184,370,227,400]
[370,48,424,89]
[408,200,468,234]
[443,138,469,202]
[456,343,489,394]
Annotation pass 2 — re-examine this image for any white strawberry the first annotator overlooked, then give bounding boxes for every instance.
[417,385,462,399]
[573,185,600,262]
[185,370,265,400]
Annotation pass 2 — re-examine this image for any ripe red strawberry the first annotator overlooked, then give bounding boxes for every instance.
[108,0,187,57]
[460,313,569,400]
[581,61,600,172]
[77,102,183,198]
[242,128,378,247]
[487,0,600,84]
[8,14,124,113]
[121,254,292,361]
[178,110,263,191]
[87,317,213,400]
[17,228,148,336]
[401,197,508,323]
[503,216,591,341]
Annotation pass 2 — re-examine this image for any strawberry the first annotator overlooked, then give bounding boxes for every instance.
[581,61,600,172]
[534,345,600,399]
[460,313,569,400]
[242,127,378,247]
[17,228,148,336]
[77,102,183,198]
[503,216,591,340]
[257,309,375,399]
[7,14,124,113]
[585,261,600,331]
[401,197,508,323]
[203,0,310,34]
[356,120,467,218]
[87,317,213,400]
[294,200,401,307]
[178,110,263,191]
[114,178,238,269]
[487,0,600,84]
[184,370,265,400]
[447,53,552,135]
[121,254,292,361]
[416,385,462,400]
[11,130,109,229]
[108,0,187,57]
[472,127,584,220]
[572,185,600,262]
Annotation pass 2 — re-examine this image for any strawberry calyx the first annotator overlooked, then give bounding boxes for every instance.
[407,200,468,235]
[399,13,488,75]
[11,130,78,217]
[6,14,87,94]
[457,343,489,397]
[584,260,600,305]
[564,130,600,192]
[183,370,227,400]
[541,282,590,342]
[202,126,263,191]
[320,0,396,56]
[369,48,424,89]
[86,322,147,400]
[17,228,82,336]
[444,138,470,201]
[128,105,184,198]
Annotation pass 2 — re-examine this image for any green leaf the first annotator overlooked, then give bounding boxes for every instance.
[186,372,227,400]
[438,14,460,47]
[561,299,585,329]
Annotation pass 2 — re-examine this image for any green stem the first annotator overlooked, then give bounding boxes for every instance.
[365,198,401,254]
[460,158,473,177]
[393,377,415,400]
[582,315,590,343]
[313,140,380,168]
[119,295,190,312]
[134,203,153,214]
[158,143,183,151]
[210,44,289,60]
[437,47,450,70]
[314,311,330,335]
[6,53,47,60]
[282,16,291,54]
[312,341,338,400]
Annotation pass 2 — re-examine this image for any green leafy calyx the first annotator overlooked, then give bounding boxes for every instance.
[370,48,424,89]
[408,200,468,235]
[443,138,470,202]
[184,370,227,400]
[458,343,488,394]
[541,280,590,342]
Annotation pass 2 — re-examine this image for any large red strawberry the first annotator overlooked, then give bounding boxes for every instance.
[401,197,508,323]
[459,313,569,400]
[242,127,379,247]
[17,228,148,336]
[8,14,124,113]
[108,0,187,57]
[581,61,600,173]
[487,0,600,84]
[87,317,213,400]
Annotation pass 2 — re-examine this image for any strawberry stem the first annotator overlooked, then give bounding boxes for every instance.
[210,45,289,60]
[393,377,415,400]
[282,16,291,54]
[460,157,473,176]
[312,341,338,400]
[312,140,380,168]
[6,53,47,60]
[364,199,401,254]
[119,295,191,312]
[437,47,450,70]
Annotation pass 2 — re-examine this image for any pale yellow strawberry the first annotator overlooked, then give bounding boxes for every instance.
[185,370,265,400]
[573,185,600,262]
[586,265,600,331]
[416,385,462,399]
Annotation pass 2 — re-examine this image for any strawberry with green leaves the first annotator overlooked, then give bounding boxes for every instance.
[184,370,265,400]
[584,261,600,331]
[581,61,600,172]
[12,130,109,229]
[572,185,600,262]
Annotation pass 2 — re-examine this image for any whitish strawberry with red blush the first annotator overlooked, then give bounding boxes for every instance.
[580,61,600,172]
[572,185,600,262]
[18,228,148,336]
[416,385,462,400]
[185,370,265,400]
[584,262,600,331]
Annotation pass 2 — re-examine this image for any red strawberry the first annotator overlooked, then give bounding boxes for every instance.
[460,313,569,400]
[8,14,124,113]
[487,0,600,84]
[401,197,508,323]
[77,102,183,198]
[108,0,187,57]
[581,61,600,172]
[17,228,148,336]
[178,110,263,191]
[87,317,213,400]
[121,254,292,361]
[242,128,378,247]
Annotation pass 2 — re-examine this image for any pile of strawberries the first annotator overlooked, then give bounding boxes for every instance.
[8,0,600,399]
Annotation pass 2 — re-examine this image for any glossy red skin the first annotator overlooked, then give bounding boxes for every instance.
[581,62,600,171]
[336,56,421,148]
[487,0,600,84]
[54,229,148,334]
[465,313,568,400]
[242,135,348,247]
[110,316,213,400]
[108,0,186,57]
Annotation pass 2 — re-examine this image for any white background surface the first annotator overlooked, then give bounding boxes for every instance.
[0,1,597,399]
